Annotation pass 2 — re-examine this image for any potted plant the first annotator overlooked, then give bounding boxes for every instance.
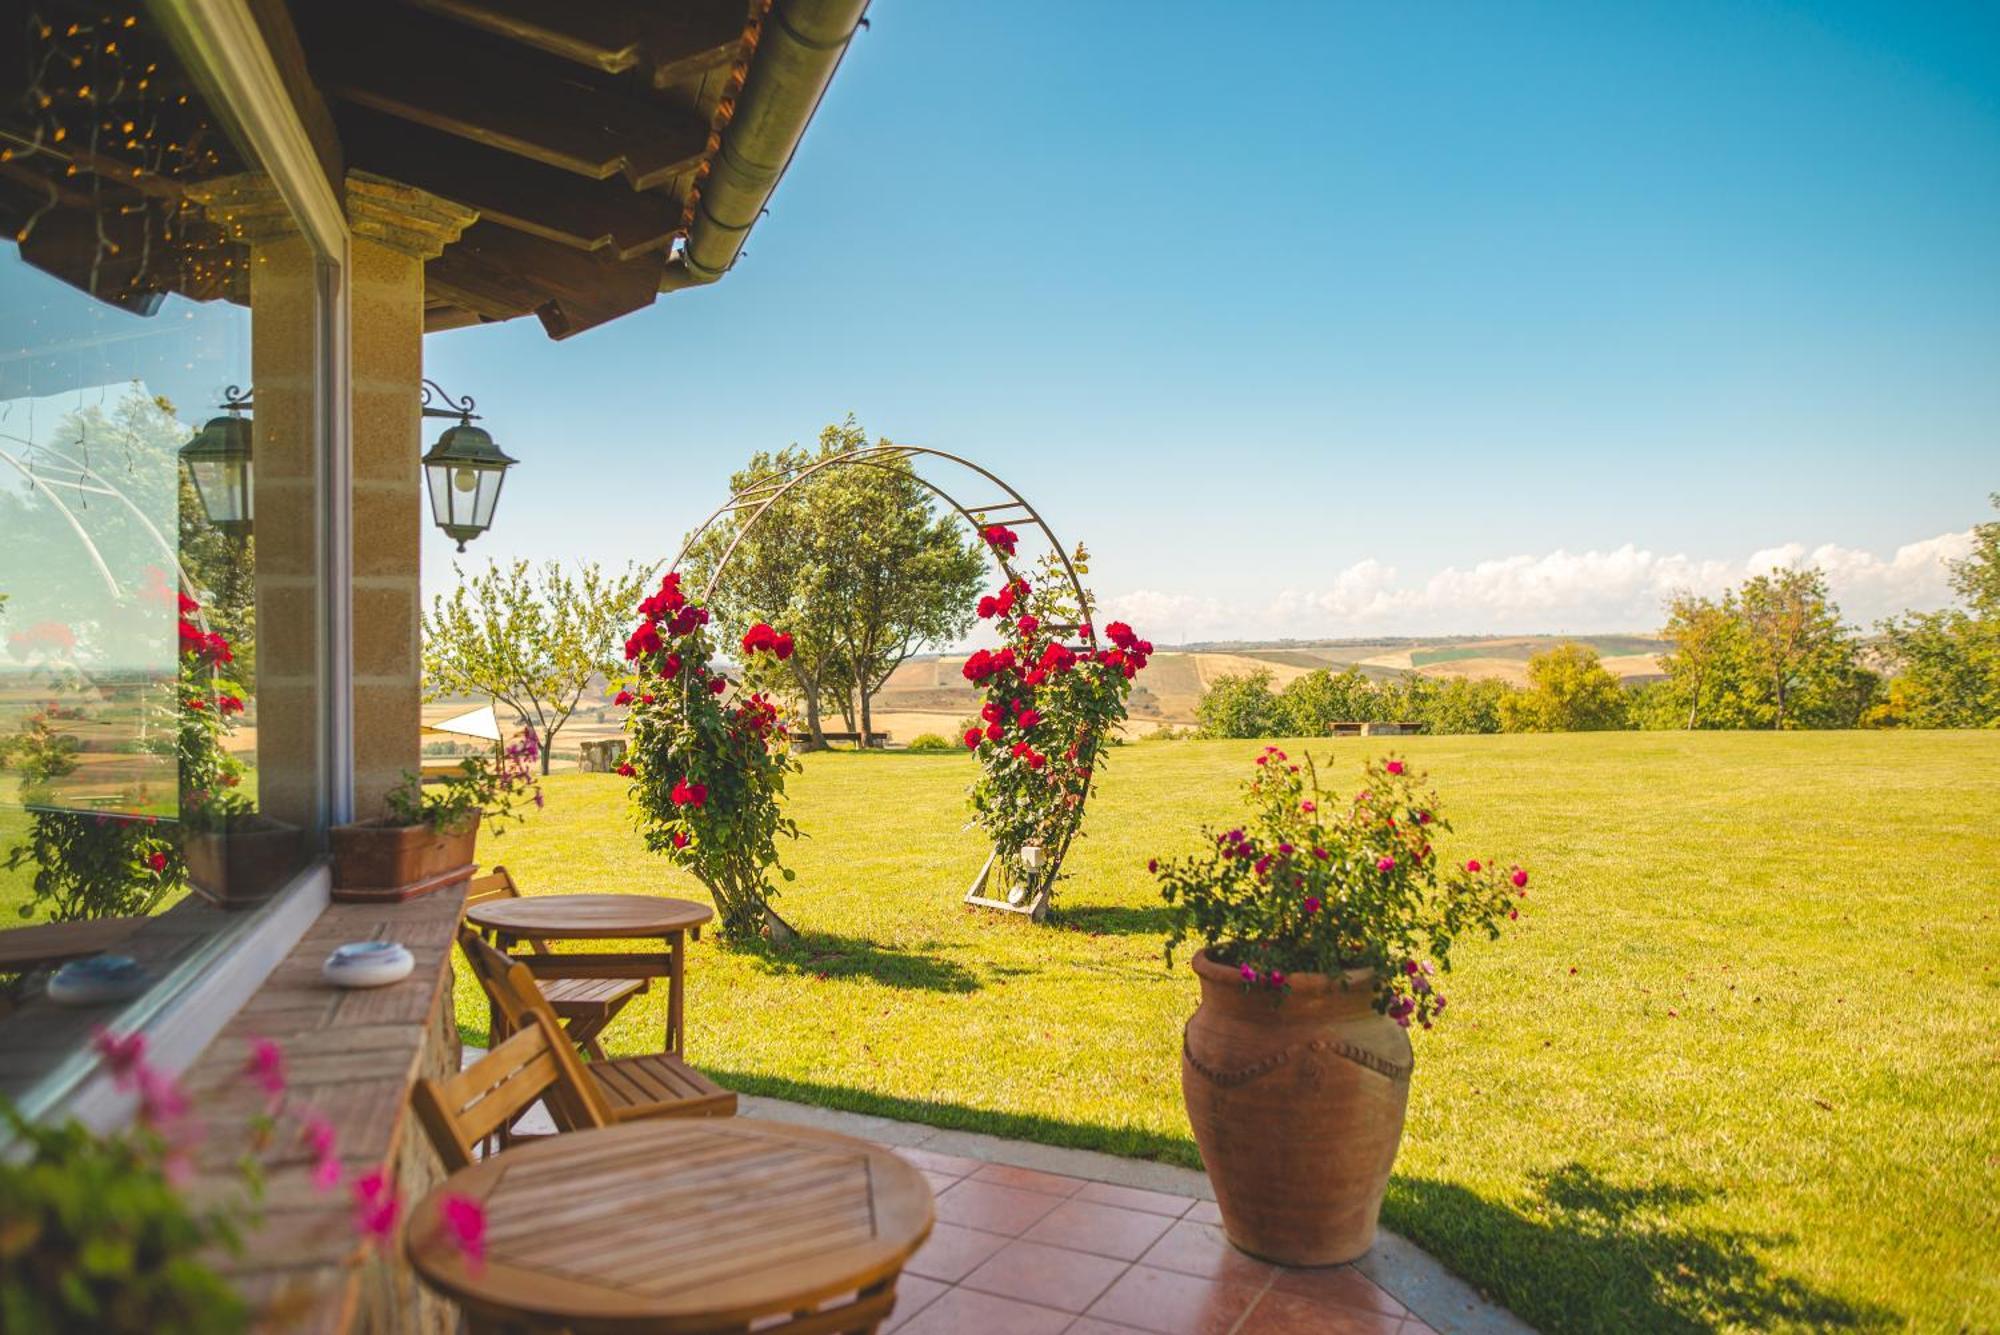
[1154,749,1526,1266]
[330,732,541,902]
[174,597,301,909]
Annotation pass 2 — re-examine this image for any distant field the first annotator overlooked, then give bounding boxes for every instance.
[464,732,2000,1333]
[428,633,1675,764]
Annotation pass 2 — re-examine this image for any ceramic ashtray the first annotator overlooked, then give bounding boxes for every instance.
[48,954,148,1006]
[321,941,414,989]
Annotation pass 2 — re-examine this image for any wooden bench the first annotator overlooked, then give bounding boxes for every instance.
[808,730,891,749]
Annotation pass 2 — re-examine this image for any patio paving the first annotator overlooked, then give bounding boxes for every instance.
[736,1094,1532,1335]
[469,1059,1531,1334]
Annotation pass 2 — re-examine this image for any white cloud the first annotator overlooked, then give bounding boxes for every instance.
[1101,529,1975,642]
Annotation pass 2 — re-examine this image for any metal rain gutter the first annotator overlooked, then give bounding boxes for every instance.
[658,0,868,291]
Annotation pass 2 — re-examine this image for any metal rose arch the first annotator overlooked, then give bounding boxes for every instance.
[665,444,1111,921]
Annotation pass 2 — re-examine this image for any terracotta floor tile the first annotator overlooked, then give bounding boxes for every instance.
[919,1169,963,1194]
[896,1287,1073,1335]
[935,1181,1067,1235]
[1183,1200,1223,1225]
[1075,1181,1198,1219]
[882,1274,951,1332]
[1267,1264,1405,1316]
[961,1240,1130,1313]
[1085,1266,1265,1335]
[1136,1218,1278,1286]
[971,1162,1088,1197]
[1065,1320,1150,1334]
[1025,1199,1178,1261]
[904,1222,1012,1282]
[1236,1291,1406,1333]
[895,1147,989,1178]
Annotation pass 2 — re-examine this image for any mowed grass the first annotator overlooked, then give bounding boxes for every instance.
[457,732,2000,1333]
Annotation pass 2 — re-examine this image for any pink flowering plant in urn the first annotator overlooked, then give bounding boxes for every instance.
[1152,750,1528,1267]
[618,571,801,942]
[1156,749,1524,1025]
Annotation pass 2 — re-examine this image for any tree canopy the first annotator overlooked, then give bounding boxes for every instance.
[421,560,643,773]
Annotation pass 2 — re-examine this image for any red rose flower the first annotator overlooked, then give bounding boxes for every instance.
[964,728,984,750]
[983,524,1019,555]
[670,778,708,808]
[616,762,635,777]
[146,851,168,872]
[709,677,727,695]
[671,830,689,848]
[614,690,635,706]
[985,722,1004,742]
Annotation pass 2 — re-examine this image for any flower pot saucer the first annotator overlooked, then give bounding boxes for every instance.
[322,941,415,988]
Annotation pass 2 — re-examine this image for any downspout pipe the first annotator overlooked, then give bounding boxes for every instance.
[659,0,869,291]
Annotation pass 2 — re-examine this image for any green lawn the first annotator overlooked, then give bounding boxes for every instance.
[459,732,2000,1333]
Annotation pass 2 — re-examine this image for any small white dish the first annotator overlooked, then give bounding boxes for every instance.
[48,954,148,1006]
[321,940,414,989]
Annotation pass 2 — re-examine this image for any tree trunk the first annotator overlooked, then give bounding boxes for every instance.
[859,688,874,747]
[792,662,828,750]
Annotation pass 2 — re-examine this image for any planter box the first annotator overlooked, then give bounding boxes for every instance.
[185,816,305,910]
[330,818,478,903]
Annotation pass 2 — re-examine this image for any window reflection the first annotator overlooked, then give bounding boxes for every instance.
[0,8,323,1080]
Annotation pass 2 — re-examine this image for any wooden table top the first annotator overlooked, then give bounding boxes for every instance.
[406,1119,934,1329]
[0,915,144,971]
[464,892,713,938]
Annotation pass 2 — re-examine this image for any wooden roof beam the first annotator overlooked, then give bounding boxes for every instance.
[404,0,751,87]
[444,221,666,339]
[311,3,711,190]
[338,109,683,260]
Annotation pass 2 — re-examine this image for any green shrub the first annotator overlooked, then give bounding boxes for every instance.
[905,733,957,752]
[1194,669,1288,738]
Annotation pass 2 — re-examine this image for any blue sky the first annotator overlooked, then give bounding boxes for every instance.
[422,1,2000,641]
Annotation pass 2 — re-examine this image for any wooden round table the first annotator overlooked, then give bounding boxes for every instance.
[464,894,713,1056]
[406,1119,935,1334]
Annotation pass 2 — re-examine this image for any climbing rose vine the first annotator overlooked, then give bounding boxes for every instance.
[1153,752,1524,1028]
[618,572,799,942]
[962,542,1148,905]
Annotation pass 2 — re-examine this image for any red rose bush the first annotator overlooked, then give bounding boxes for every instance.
[618,572,800,942]
[1154,751,1524,1026]
[962,543,1149,905]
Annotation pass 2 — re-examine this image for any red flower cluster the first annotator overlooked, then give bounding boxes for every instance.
[736,692,783,738]
[218,695,245,715]
[961,645,1017,684]
[982,524,1019,556]
[177,616,233,665]
[625,573,711,660]
[1095,621,1152,679]
[741,623,795,660]
[671,777,708,808]
[976,577,1030,620]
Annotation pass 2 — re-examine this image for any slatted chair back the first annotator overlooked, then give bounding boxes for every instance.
[411,1013,606,1173]
[456,926,617,1128]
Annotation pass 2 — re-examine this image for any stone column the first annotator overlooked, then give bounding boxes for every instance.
[192,177,322,828]
[343,173,477,817]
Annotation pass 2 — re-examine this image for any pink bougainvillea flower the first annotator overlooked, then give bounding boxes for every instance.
[441,1193,487,1269]
[1385,760,1405,776]
[246,1037,287,1100]
[136,1065,190,1128]
[1239,963,1257,983]
[1269,970,1286,989]
[302,1115,342,1192]
[1511,866,1529,889]
[1303,896,1321,915]
[1377,856,1396,872]
[352,1169,400,1247]
[90,1026,147,1085]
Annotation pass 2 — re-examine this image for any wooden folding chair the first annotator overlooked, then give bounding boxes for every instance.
[411,1011,611,1173]
[464,867,648,1060]
[458,926,738,1124]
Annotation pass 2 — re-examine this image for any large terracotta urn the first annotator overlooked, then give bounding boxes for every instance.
[1181,948,1412,1266]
